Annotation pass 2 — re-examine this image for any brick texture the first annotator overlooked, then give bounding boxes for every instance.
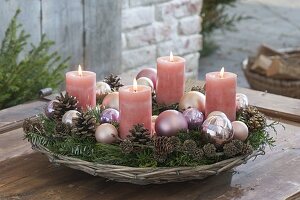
[121,0,203,77]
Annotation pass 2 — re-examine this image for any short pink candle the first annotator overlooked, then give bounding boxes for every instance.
[66,66,96,110]
[205,68,237,121]
[156,53,185,105]
[119,83,152,139]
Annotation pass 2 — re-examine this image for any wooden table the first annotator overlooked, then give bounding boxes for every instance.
[0,80,300,200]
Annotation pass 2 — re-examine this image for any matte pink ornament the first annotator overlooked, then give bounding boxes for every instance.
[232,121,249,141]
[155,110,188,136]
[136,68,157,89]
[95,123,118,144]
[102,92,119,111]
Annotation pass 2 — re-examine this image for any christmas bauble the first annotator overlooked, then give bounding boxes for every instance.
[136,68,157,89]
[155,110,188,136]
[100,108,120,123]
[182,108,204,130]
[96,82,111,95]
[137,77,154,92]
[232,121,248,141]
[206,111,227,119]
[96,82,111,102]
[236,93,249,110]
[44,100,58,118]
[62,110,80,126]
[102,92,119,110]
[95,123,118,144]
[202,115,233,145]
[179,91,205,113]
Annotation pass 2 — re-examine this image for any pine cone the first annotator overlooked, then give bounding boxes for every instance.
[53,93,78,121]
[169,136,181,151]
[248,113,267,132]
[192,149,204,161]
[104,74,124,92]
[203,143,217,158]
[128,124,151,145]
[223,142,239,157]
[191,84,205,94]
[23,118,44,134]
[241,144,253,155]
[53,122,71,139]
[120,139,134,154]
[238,106,266,132]
[153,136,173,162]
[182,140,198,154]
[72,112,96,138]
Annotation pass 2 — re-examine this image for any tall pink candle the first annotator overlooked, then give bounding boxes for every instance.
[119,82,152,139]
[66,66,96,110]
[205,68,237,121]
[156,53,185,105]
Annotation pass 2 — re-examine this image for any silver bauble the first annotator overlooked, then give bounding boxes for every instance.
[236,93,249,110]
[62,110,80,126]
[179,91,205,113]
[95,123,118,144]
[102,92,119,110]
[202,115,233,145]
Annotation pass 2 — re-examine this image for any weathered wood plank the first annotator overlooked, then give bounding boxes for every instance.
[0,0,41,54]
[0,128,32,162]
[41,0,84,68]
[0,100,45,133]
[84,0,122,79]
[0,120,298,200]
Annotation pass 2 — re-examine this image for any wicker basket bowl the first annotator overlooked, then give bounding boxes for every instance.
[34,144,261,185]
[242,58,300,99]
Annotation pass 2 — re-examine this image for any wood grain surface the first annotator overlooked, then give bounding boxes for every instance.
[0,120,299,200]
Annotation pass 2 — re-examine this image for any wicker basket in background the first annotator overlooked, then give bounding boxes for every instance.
[242,57,300,99]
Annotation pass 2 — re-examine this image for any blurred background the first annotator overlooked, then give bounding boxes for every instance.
[1,0,300,109]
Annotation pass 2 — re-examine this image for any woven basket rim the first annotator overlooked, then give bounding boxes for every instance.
[31,143,263,184]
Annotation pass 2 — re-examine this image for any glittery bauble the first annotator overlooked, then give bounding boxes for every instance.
[155,110,188,136]
[236,93,249,110]
[62,110,80,126]
[137,77,154,92]
[44,100,58,118]
[95,123,118,144]
[206,111,227,119]
[136,68,157,89]
[202,115,233,145]
[182,108,204,130]
[179,91,205,113]
[100,108,120,123]
[232,121,249,141]
[102,92,119,110]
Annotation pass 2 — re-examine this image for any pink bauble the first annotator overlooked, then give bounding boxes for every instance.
[232,121,249,141]
[136,68,157,89]
[155,110,188,136]
[102,92,119,110]
[95,123,118,144]
[179,91,205,113]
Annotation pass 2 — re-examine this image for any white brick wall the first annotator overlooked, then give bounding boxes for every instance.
[122,0,203,78]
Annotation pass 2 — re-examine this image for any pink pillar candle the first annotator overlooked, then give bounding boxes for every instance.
[156,53,185,105]
[205,69,237,121]
[66,68,96,110]
[119,84,152,139]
